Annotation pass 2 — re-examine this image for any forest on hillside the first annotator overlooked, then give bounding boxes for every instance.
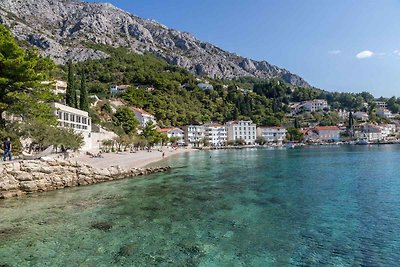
[59,45,398,127]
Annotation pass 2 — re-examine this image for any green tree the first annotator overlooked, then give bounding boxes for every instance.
[255,136,267,145]
[79,72,89,111]
[66,61,77,108]
[141,121,162,146]
[287,127,304,142]
[113,107,139,134]
[0,25,55,126]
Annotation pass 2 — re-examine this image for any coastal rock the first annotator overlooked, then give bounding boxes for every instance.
[0,159,171,199]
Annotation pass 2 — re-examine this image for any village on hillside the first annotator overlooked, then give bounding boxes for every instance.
[23,79,400,156]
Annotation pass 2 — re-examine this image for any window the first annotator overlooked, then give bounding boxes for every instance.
[76,116,81,123]
[63,113,69,121]
[58,112,62,119]
[70,114,75,122]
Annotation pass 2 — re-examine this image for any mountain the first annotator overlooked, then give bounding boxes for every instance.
[0,0,310,87]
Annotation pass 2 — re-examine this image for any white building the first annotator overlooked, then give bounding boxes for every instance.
[158,128,185,145]
[225,120,257,145]
[42,80,67,95]
[52,103,92,150]
[362,124,383,142]
[375,101,387,109]
[204,123,227,147]
[197,82,214,90]
[110,85,130,95]
[353,112,369,121]
[257,127,287,144]
[130,107,156,128]
[181,125,205,147]
[302,100,329,112]
[377,108,394,119]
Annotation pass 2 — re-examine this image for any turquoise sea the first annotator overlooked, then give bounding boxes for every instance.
[1,145,400,266]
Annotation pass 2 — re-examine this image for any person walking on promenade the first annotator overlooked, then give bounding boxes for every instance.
[2,137,12,161]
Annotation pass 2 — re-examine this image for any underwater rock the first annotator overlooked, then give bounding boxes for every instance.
[91,222,113,232]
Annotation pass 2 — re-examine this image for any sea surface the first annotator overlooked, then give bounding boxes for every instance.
[1,145,400,266]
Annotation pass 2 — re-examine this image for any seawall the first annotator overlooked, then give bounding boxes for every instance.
[0,158,170,199]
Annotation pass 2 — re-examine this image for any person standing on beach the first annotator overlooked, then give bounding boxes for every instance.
[162,152,165,158]
[2,137,12,161]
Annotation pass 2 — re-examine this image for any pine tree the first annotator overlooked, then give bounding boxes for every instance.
[66,61,76,108]
[348,112,354,137]
[79,72,89,111]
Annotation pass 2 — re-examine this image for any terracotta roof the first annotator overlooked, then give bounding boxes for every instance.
[158,128,174,133]
[116,85,130,89]
[130,107,152,116]
[315,126,340,131]
[258,126,286,129]
[206,123,224,127]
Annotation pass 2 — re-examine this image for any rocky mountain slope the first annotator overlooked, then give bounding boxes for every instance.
[0,0,310,87]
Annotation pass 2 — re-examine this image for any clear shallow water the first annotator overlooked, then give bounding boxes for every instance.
[1,146,400,266]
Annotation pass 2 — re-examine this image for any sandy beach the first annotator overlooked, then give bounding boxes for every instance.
[71,147,194,169]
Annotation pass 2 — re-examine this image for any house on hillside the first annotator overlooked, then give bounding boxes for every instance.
[197,82,214,90]
[110,85,130,95]
[42,80,67,95]
[225,120,257,145]
[158,128,185,145]
[302,100,329,112]
[257,127,287,144]
[204,123,227,147]
[130,107,156,128]
[353,112,369,121]
[377,108,394,119]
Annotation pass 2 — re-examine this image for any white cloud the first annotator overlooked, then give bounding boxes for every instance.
[356,50,374,59]
[394,50,400,56]
[328,50,341,55]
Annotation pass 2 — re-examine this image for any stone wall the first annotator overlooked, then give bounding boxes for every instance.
[0,158,170,199]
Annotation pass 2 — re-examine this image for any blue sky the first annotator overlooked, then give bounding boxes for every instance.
[87,0,400,97]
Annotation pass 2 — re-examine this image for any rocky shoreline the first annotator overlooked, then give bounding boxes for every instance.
[0,158,171,199]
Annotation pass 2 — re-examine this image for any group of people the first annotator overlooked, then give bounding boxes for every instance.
[2,138,12,161]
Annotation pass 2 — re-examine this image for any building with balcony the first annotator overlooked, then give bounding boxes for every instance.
[225,120,257,145]
[204,123,227,147]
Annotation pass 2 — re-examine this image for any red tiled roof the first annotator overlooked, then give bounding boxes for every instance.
[130,107,152,116]
[258,126,286,129]
[315,126,340,131]
[206,123,224,127]
[158,128,174,133]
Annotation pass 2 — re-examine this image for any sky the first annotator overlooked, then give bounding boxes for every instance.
[87,0,400,97]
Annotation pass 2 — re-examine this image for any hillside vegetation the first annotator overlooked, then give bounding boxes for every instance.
[59,46,393,128]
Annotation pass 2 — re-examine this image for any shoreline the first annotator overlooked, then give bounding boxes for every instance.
[71,147,195,169]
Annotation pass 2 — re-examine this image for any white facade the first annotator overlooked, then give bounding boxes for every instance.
[353,112,369,121]
[363,125,383,142]
[110,85,129,95]
[182,125,205,147]
[257,127,287,143]
[302,100,329,112]
[42,80,67,95]
[52,103,92,150]
[197,83,214,90]
[377,108,394,119]
[131,107,156,128]
[204,124,227,147]
[375,101,387,109]
[226,121,257,145]
[159,128,185,145]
